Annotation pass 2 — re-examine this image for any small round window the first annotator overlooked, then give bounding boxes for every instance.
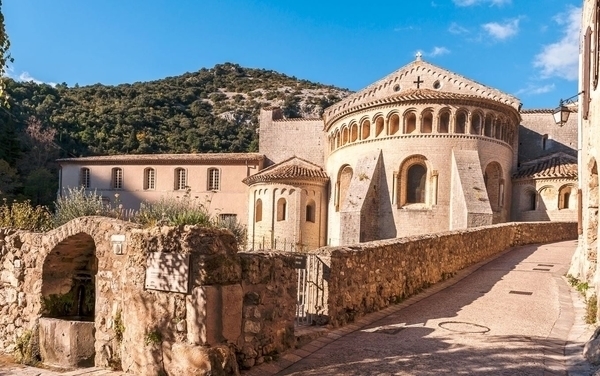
[432,80,442,90]
[393,84,401,92]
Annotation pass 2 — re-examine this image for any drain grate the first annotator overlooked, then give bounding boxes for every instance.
[509,290,533,296]
[533,268,551,271]
[537,264,554,267]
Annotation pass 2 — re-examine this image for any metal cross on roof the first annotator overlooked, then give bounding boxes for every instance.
[414,76,424,89]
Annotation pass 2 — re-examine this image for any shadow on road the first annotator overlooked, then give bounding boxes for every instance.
[280,242,580,375]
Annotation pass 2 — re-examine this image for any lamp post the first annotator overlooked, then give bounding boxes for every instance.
[553,91,584,126]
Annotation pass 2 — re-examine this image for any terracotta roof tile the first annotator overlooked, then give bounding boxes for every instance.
[513,153,578,180]
[57,153,264,165]
[243,157,328,185]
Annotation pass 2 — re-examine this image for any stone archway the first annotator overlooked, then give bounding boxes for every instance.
[41,232,97,320]
[34,217,139,369]
[39,232,98,368]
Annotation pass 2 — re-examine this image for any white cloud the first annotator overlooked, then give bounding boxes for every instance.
[453,0,510,6]
[6,69,57,87]
[449,22,469,35]
[515,83,556,96]
[427,47,451,57]
[482,18,520,40]
[533,6,581,81]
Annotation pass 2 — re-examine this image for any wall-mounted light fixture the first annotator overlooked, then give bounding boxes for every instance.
[553,91,584,126]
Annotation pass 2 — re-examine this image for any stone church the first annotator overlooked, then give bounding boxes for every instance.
[58,56,578,251]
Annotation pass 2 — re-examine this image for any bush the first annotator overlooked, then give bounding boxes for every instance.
[14,328,40,365]
[215,215,247,250]
[0,199,52,231]
[587,294,598,325]
[134,189,211,227]
[53,187,110,227]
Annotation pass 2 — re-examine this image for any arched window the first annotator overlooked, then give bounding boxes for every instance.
[375,117,385,137]
[389,114,400,135]
[471,113,482,135]
[336,165,353,212]
[361,120,371,140]
[342,127,349,145]
[484,115,493,137]
[277,198,287,221]
[407,165,426,203]
[521,189,537,211]
[559,185,575,209]
[439,111,450,133]
[542,134,549,150]
[306,199,316,223]
[144,168,155,190]
[111,168,123,189]
[421,111,433,133]
[80,168,90,188]
[455,111,467,134]
[398,155,430,207]
[174,168,186,190]
[495,120,503,139]
[538,186,555,211]
[207,167,220,191]
[255,199,263,222]
[404,112,417,134]
[350,123,358,142]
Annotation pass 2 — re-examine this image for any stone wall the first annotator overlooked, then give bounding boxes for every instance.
[316,221,577,327]
[259,108,325,167]
[519,110,577,163]
[0,218,297,375]
[0,217,579,374]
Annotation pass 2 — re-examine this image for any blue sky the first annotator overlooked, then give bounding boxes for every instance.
[4,0,582,109]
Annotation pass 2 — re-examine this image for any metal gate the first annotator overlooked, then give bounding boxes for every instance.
[295,254,328,326]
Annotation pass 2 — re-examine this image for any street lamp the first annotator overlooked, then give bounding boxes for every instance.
[553,91,584,126]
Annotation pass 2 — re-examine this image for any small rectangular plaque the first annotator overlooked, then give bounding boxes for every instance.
[293,255,307,269]
[145,252,190,293]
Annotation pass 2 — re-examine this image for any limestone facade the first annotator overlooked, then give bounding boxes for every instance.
[243,157,328,251]
[58,153,264,225]
[57,58,579,250]
[571,0,600,305]
[512,153,578,222]
[255,58,525,246]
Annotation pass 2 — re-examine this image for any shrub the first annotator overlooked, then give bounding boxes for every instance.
[587,294,598,325]
[53,187,109,227]
[135,189,211,227]
[215,215,247,250]
[14,328,40,365]
[0,199,52,231]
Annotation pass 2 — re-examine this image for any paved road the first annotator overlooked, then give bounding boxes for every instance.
[2,240,597,375]
[247,240,597,376]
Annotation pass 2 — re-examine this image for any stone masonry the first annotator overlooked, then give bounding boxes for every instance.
[0,217,578,375]
[0,217,296,375]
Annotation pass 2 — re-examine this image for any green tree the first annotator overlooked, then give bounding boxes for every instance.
[0,159,19,198]
[24,167,56,206]
[0,0,12,105]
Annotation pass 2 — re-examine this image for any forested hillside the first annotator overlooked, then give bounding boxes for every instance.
[0,63,350,206]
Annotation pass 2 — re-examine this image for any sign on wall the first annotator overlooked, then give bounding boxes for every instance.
[144,252,190,293]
